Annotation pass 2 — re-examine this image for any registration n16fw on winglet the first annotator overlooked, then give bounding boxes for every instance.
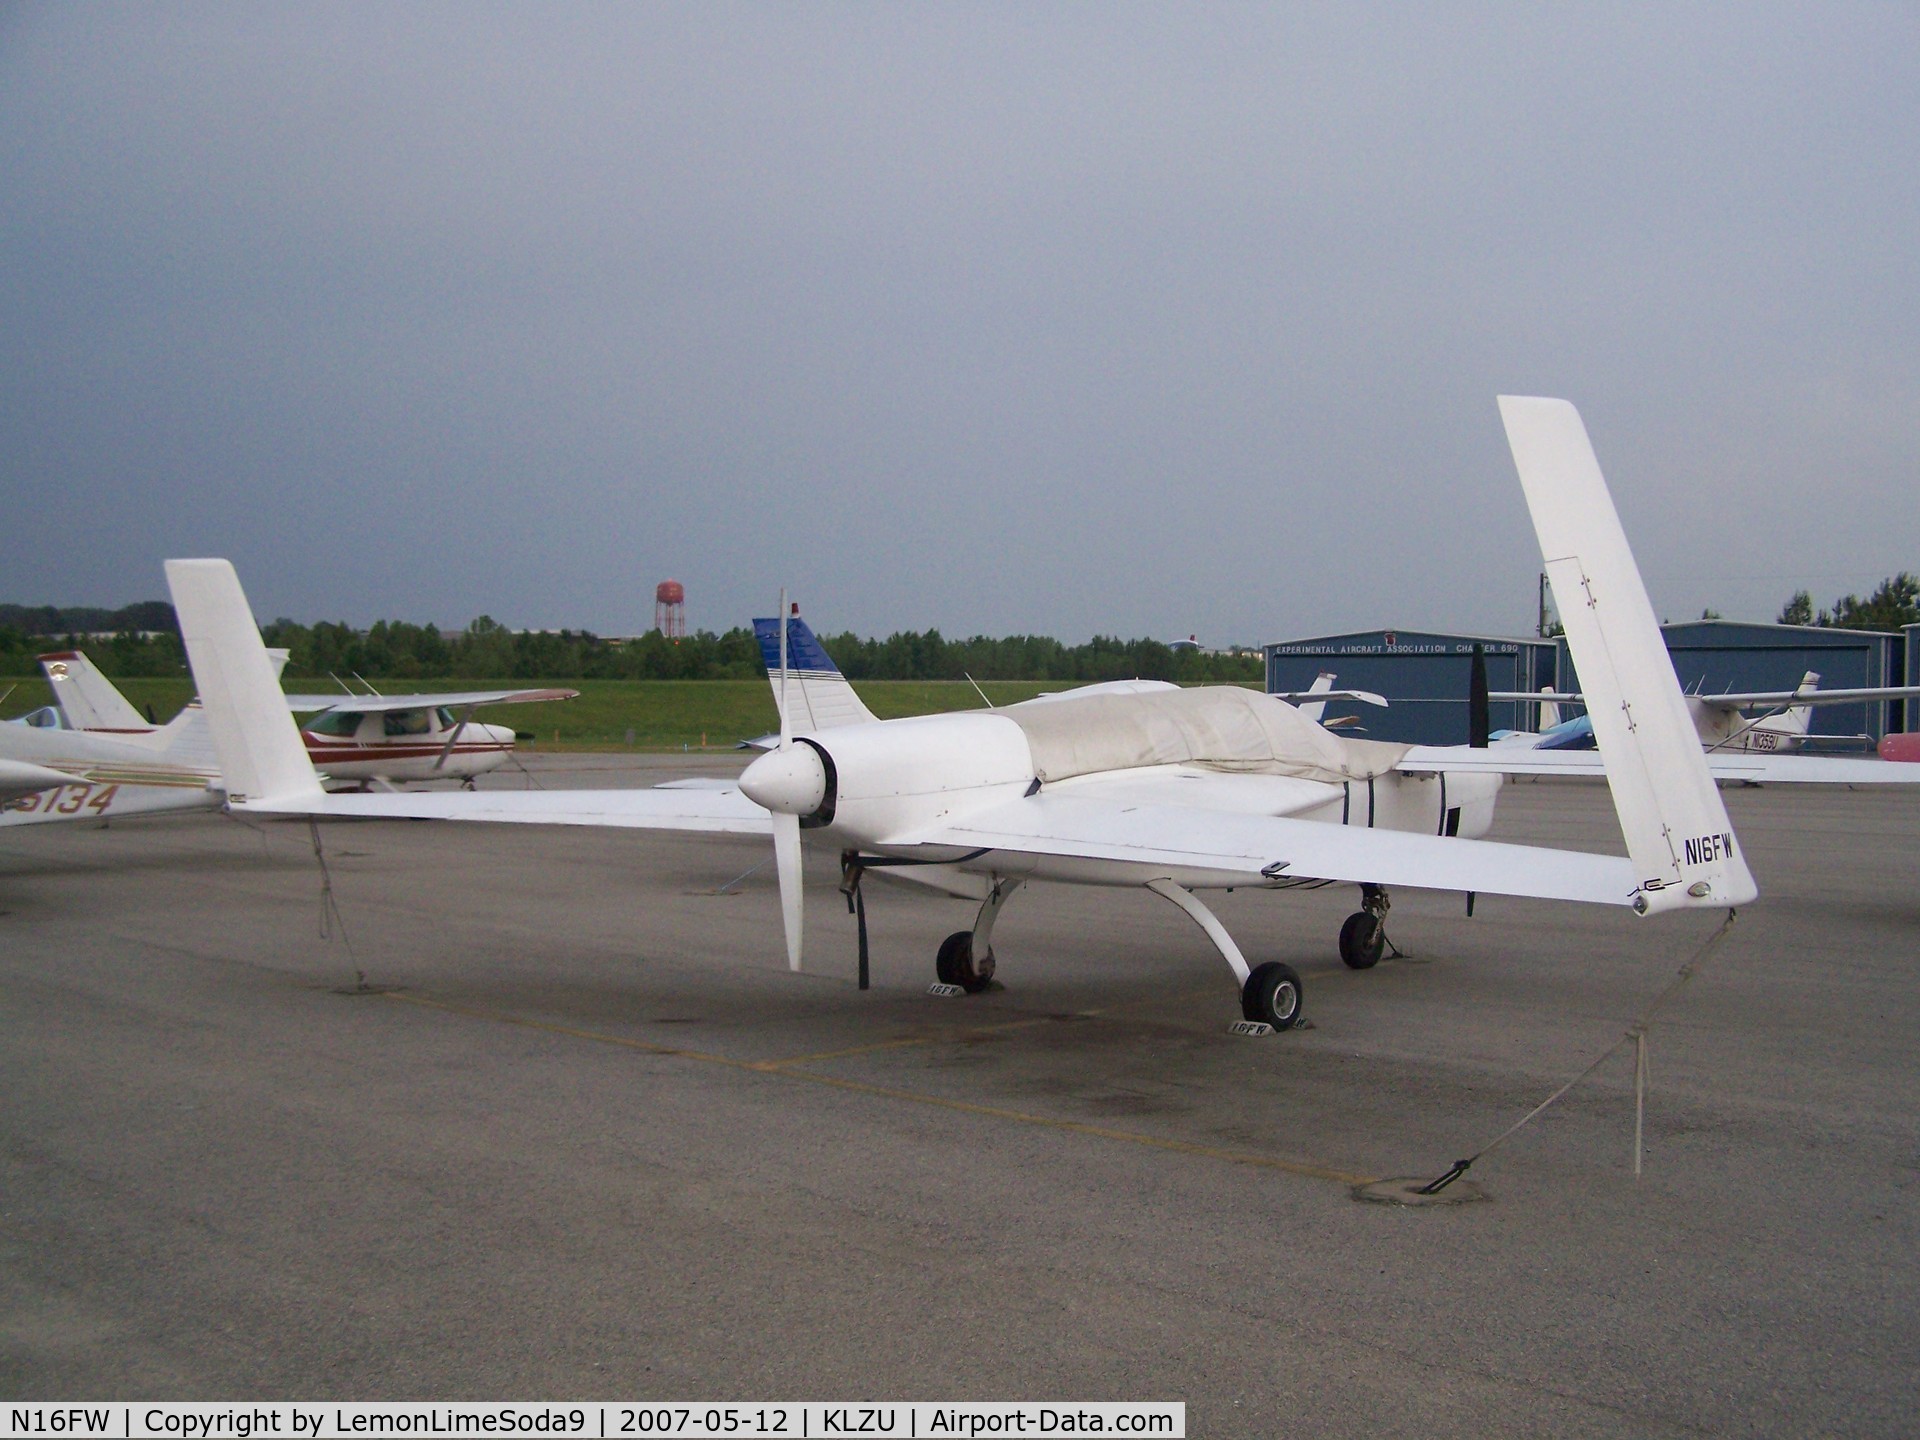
[167,396,1756,1031]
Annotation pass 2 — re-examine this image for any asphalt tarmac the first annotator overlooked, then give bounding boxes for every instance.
[3,756,1917,1436]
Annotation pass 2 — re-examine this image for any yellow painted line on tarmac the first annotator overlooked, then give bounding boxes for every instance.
[380,989,1378,1189]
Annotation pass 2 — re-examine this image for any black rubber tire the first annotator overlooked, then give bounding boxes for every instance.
[935,930,995,993]
[1240,961,1304,1030]
[1339,911,1385,970]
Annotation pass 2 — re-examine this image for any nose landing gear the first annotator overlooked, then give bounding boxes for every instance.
[1339,883,1392,969]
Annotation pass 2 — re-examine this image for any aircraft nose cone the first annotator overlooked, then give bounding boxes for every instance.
[740,743,828,816]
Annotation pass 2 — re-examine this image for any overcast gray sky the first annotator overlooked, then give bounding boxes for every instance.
[4,3,1916,644]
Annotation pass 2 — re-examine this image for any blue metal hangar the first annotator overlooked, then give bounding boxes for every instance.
[1264,621,1909,748]
[1264,630,1557,746]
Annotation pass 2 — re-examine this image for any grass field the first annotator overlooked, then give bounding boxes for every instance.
[3,676,1255,750]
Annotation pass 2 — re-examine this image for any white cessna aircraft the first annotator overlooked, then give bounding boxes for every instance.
[169,396,1760,1031]
[1491,672,1920,755]
[36,648,572,790]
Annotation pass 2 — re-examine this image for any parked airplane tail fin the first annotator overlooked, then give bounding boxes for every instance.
[36,648,228,769]
[1777,671,1821,739]
[752,611,878,731]
[1537,687,1561,731]
[1499,396,1757,912]
[165,560,325,807]
[1295,672,1335,725]
[40,651,150,730]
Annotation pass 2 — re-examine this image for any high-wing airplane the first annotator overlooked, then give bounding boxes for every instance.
[1492,672,1920,754]
[1276,671,1388,731]
[168,396,1761,1032]
[38,649,573,789]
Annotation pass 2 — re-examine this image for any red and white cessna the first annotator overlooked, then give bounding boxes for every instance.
[37,649,571,791]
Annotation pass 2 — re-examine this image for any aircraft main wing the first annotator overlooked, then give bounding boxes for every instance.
[890,791,1637,905]
[238,782,773,833]
[1395,746,1920,785]
[1269,687,1390,708]
[280,688,578,714]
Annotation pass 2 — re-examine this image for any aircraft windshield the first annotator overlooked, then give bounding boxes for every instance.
[307,711,363,737]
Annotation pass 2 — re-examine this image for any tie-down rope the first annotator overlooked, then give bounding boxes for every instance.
[307,816,368,990]
[1417,907,1739,1194]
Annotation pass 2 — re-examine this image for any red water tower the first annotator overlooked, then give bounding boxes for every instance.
[654,580,686,639]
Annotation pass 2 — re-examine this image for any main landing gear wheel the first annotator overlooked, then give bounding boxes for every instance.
[1339,911,1386,970]
[1240,961,1304,1030]
[935,930,995,994]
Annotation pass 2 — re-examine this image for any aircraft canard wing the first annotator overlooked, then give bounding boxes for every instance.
[1396,745,1920,785]
[281,688,578,714]
[1499,396,1758,912]
[891,792,1637,905]
[232,782,773,833]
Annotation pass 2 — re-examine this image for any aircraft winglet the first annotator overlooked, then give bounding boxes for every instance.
[1498,396,1757,912]
[165,559,326,808]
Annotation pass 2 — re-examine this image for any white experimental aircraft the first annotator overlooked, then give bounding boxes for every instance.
[36,648,572,790]
[167,396,1758,1031]
[1,692,222,826]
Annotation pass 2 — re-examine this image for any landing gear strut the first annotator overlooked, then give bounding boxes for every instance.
[1339,883,1390,969]
[1145,877,1305,1032]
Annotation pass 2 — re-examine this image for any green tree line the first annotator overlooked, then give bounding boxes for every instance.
[15,571,1910,683]
[1,608,1261,683]
[1777,573,1920,631]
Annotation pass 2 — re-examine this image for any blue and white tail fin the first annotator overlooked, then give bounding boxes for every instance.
[165,560,326,807]
[752,611,877,732]
[1499,396,1757,912]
